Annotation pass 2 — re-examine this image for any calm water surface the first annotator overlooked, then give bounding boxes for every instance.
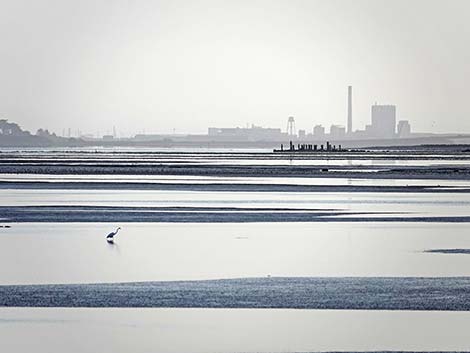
[3,173,470,187]
[1,308,470,353]
[1,189,469,218]
[1,223,470,284]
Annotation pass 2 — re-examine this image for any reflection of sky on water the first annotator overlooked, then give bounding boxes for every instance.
[2,173,470,187]
[1,190,469,217]
[1,308,470,353]
[1,222,470,285]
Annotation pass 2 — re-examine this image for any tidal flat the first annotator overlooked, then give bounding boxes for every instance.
[2,148,470,352]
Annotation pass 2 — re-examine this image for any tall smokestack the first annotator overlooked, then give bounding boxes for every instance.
[347,85,352,134]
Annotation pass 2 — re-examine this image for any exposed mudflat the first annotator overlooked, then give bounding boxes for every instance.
[1,149,470,180]
[1,163,470,179]
[425,249,470,254]
[1,180,469,193]
[2,205,469,223]
[3,277,470,311]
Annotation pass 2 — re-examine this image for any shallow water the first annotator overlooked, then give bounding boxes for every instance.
[1,308,470,353]
[1,189,469,219]
[3,173,470,187]
[1,223,470,285]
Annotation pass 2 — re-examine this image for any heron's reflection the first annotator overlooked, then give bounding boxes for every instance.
[106,238,121,255]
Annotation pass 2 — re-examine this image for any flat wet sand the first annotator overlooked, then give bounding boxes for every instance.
[2,277,470,310]
[3,205,469,223]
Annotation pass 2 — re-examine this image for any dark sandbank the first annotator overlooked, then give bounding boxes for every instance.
[2,277,470,311]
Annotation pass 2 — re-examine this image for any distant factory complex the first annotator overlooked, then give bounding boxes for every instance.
[207,86,411,142]
[2,85,468,148]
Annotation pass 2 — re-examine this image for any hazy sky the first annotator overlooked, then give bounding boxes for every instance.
[1,0,469,136]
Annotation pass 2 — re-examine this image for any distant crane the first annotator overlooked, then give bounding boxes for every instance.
[106,227,121,243]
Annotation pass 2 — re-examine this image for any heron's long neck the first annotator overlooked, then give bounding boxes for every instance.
[115,228,120,234]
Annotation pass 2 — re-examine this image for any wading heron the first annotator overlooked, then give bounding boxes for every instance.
[106,227,121,243]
